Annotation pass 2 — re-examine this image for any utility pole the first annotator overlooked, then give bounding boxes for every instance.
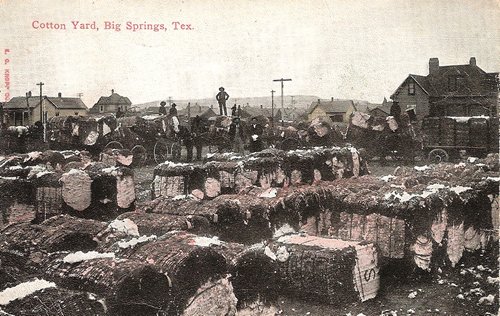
[273,78,292,122]
[271,90,275,128]
[25,92,30,126]
[77,93,83,98]
[291,96,294,107]
[36,82,44,123]
[36,82,45,142]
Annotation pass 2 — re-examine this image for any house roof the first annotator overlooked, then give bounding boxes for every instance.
[392,61,498,99]
[353,103,374,113]
[94,92,132,106]
[3,96,41,109]
[370,103,392,115]
[178,105,216,118]
[409,74,436,95]
[4,96,87,110]
[47,97,88,110]
[308,100,354,114]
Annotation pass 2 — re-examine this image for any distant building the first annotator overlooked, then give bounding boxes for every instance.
[391,57,499,120]
[2,92,88,126]
[369,97,393,118]
[240,105,282,122]
[90,89,132,114]
[178,103,217,120]
[307,98,356,123]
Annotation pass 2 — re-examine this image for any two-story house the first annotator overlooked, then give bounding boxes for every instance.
[391,57,499,120]
[89,89,132,114]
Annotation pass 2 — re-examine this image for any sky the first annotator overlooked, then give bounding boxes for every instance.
[0,0,498,107]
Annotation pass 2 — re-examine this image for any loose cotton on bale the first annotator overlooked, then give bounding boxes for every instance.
[268,234,379,304]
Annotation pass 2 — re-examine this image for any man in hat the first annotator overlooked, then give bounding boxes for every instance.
[248,117,264,152]
[159,101,167,115]
[169,103,178,116]
[216,87,229,116]
[228,117,245,154]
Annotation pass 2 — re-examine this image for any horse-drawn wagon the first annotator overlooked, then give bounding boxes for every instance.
[345,111,422,162]
[422,116,499,163]
[47,114,184,166]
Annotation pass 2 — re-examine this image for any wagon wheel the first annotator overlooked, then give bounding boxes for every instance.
[428,148,449,163]
[154,140,170,164]
[131,145,147,167]
[105,141,123,149]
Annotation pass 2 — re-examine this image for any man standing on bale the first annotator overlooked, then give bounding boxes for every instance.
[216,87,229,116]
[248,117,264,152]
[169,103,178,116]
[159,101,167,115]
[229,117,245,154]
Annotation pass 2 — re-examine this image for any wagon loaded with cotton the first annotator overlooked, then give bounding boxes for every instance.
[346,111,422,161]
[47,114,185,166]
[422,116,499,163]
[47,115,142,166]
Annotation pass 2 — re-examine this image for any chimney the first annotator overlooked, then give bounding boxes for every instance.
[210,104,213,109]
[111,89,114,94]
[331,97,333,101]
[317,99,320,103]
[28,91,32,97]
[58,92,62,98]
[260,104,263,109]
[429,58,439,74]
[469,57,476,66]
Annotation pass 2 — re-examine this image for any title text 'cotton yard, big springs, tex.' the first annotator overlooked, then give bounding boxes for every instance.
[31,21,193,32]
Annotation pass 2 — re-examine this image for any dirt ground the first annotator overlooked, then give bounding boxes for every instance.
[132,159,499,316]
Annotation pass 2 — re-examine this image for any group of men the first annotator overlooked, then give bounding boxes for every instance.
[156,86,266,161]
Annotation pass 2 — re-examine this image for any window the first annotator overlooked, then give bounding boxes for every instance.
[408,82,415,95]
[100,105,104,112]
[74,112,79,116]
[330,114,343,122]
[55,112,60,116]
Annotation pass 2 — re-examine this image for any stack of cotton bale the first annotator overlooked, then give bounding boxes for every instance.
[0,216,241,316]
[152,146,369,200]
[148,154,498,272]
[0,150,91,172]
[141,194,273,244]
[0,160,135,224]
